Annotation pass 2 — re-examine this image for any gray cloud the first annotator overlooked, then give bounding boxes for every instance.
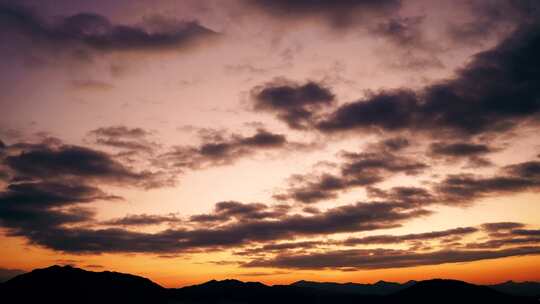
[3,200,428,254]
[244,246,540,270]
[435,161,540,205]
[367,160,540,206]
[343,226,478,246]
[0,3,217,55]
[87,126,158,153]
[102,214,182,227]
[0,181,113,236]
[159,128,292,170]
[481,222,526,232]
[429,141,495,167]
[251,80,335,130]
[3,141,168,189]
[89,126,150,138]
[429,142,493,157]
[276,143,427,204]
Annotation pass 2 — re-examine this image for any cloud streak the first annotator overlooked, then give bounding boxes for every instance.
[243,246,540,270]
[0,3,217,55]
[0,200,428,254]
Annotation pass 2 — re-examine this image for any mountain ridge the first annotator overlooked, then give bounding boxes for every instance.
[1,265,539,303]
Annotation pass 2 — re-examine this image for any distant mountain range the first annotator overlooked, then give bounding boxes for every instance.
[1,265,539,303]
[291,279,418,295]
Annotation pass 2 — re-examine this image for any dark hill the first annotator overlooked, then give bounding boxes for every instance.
[389,279,532,303]
[171,279,379,303]
[0,265,167,304]
[291,279,416,295]
[489,281,540,297]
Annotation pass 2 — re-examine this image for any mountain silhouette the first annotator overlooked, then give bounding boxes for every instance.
[489,280,540,297]
[291,279,416,295]
[1,265,538,303]
[388,279,529,303]
[171,278,381,303]
[0,265,167,304]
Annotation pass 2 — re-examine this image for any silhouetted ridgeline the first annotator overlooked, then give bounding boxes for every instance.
[1,265,539,303]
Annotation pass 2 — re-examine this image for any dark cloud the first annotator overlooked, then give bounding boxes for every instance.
[245,0,402,29]
[89,126,150,138]
[87,126,158,153]
[3,143,165,188]
[343,227,478,246]
[366,186,435,205]
[465,237,540,249]
[463,225,540,249]
[277,148,426,204]
[234,270,290,276]
[159,128,290,170]
[0,3,217,55]
[236,241,325,256]
[94,138,156,153]
[237,130,288,147]
[481,222,526,232]
[190,201,289,223]
[380,137,410,151]
[102,214,182,227]
[429,141,495,167]
[430,142,492,157]
[302,206,321,214]
[0,138,177,250]
[506,161,540,178]
[317,89,418,132]
[244,246,540,270]
[316,23,540,137]
[435,161,540,205]
[251,80,335,129]
[512,229,540,236]
[275,173,377,204]
[0,181,112,235]
[367,160,540,207]
[3,200,428,254]
[340,150,427,176]
[259,241,324,251]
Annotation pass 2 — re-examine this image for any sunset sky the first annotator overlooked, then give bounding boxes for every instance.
[1,0,540,287]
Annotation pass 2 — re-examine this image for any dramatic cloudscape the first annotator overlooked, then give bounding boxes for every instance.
[1,0,539,287]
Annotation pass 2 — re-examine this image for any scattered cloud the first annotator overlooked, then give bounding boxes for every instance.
[0,200,428,254]
[243,246,540,270]
[343,227,478,246]
[0,3,218,56]
[102,213,182,227]
[275,140,427,203]
[251,79,335,130]
[159,128,300,170]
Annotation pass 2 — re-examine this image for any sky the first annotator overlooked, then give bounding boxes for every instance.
[0,0,540,287]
